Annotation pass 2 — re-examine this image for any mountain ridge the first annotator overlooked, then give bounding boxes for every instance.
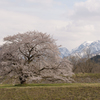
[60,40,100,58]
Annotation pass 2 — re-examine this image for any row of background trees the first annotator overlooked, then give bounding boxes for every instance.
[68,49,100,73]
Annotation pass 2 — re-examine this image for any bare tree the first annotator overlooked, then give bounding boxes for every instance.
[68,56,79,72]
[80,48,94,73]
[70,48,95,73]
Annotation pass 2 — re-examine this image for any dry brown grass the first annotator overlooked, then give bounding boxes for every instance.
[0,83,100,100]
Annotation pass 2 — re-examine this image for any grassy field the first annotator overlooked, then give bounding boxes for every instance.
[73,73,100,78]
[0,83,100,100]
[72,73,100,83]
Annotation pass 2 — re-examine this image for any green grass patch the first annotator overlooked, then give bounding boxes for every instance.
[14,83,74,87]
[0,83,100,88]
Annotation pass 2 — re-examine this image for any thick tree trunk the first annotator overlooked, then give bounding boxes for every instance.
[19,76,26,84]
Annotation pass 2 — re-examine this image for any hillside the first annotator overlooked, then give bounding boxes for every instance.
[73,73,100,83]
[90,55,100,63]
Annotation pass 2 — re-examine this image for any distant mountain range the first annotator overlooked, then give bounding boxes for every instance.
[59,47,70,58]
[60,40,100,58]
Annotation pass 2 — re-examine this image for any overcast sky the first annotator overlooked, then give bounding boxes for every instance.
[0,0,100,51]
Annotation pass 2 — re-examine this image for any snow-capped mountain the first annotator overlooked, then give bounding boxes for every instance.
[70,41,93,58]
[71,41,93,53]
[60,40,100,58]
[59,47,70,58]
[70,40,100,58]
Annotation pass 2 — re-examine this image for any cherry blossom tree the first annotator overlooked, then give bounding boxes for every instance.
[0,31,73,84]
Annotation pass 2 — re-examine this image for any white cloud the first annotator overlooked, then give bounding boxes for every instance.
[26,0,53,5]
[1,0,100,50]
[71,0,100,20]
[75,0,100,12]
[0,9,68,45]
[59,0,100,50]
[26,0,62,8]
